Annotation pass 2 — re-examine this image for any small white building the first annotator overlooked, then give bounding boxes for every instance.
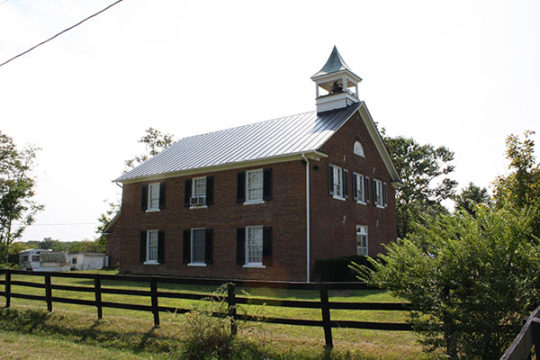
[68,253,108,271]
[19,249,70,272]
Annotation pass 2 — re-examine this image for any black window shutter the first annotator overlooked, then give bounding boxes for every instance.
[328,165,334,196]
[364,177,370,202]
[263,226,273,266]
[373,179,378,205]
[343,169,349,199]
[205,229,213,265]
[383,182,388,207]
[158,230,165,264]
[184,179,192,207]
[236,172,246,204]
[183,230,191,264]
[263,168,273,201]
[141,185,148,211]
[159,182,166,210]
[353,174,358,201]
[206,176,214,206]
[139,231,146,263]
[236,228,245,265]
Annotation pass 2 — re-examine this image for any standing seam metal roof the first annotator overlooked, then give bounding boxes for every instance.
[116,103,361,182]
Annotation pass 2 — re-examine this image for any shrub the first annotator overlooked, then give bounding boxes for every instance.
[314,255,372,282]
[353,205,540,359]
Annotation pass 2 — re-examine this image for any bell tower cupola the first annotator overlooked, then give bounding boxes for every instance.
[311,46,362,113]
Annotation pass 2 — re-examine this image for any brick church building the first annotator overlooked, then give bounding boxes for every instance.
[106,47,401,282]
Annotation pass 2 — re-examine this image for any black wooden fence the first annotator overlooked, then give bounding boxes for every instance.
[500,305,540,360]
[0,269,411,348]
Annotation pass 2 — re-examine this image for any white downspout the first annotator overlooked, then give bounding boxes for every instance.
[301,154,311,282]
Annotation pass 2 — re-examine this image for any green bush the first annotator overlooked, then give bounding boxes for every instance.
[314,255,371,282]
[354,205,540,359]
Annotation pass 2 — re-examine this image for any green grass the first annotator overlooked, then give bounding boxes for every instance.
[0,270,433,359]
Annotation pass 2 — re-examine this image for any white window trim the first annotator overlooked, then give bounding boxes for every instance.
[189,228,207,266]
[356,225,368,256]
[244,169,265,205]
[331,165,345,201]
[190,176,207,208]
[353,172,366,205]
[353,141,365,158]
[243,225,266,268]
[146,182,161,212]
[144,229,159,265]
[374,179,385,208]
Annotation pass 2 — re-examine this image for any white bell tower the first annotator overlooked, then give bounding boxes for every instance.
[311,46,362,113]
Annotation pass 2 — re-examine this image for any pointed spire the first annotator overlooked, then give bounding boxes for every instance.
[311,46,362,80]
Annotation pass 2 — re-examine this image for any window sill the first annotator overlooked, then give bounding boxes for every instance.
[189,205,208,210]
[376,205,386,209]
[332,195,346,201]
[243,264,266,269]
[243,200,265,205]
[356,200,367,205]
[145,209,160,213]
[188,262,207,267]
[143,261,160,265]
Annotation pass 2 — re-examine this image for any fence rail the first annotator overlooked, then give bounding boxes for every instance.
[500,305,540,360]
[0,268,411,348]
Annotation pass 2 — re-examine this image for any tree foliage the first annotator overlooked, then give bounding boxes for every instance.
[97,128,175,245]
[383,135,457,238]
[354,205,540,359]
[25,237,104,253]
[0,131,43,264]
[453,182,493,215]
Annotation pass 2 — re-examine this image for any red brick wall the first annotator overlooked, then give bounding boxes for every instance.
[107,109,397,281]
[107,161,308,281]
[309,111,397,267]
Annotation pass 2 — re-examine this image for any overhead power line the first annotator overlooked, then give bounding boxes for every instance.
[0,0,124,68]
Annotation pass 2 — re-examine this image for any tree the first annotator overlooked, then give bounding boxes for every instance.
[0,131,43,264]
[124,127,175,171]
[353,205,540,359]
[493,130,539,236]
[96,128,175,243]
[383,135,457,238]
[453,182,492,215]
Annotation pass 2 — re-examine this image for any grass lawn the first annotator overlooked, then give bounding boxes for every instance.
[0,270,434,359]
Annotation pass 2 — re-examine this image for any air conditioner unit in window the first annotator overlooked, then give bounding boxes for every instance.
[190,196,206,206]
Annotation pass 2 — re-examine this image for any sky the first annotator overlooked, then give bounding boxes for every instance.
[0,0,539,242]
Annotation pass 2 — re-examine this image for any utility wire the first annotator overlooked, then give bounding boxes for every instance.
[0,0,124,68]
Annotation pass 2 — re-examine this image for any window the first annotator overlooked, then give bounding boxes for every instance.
[191,228,206,264]
[328,165,348,200]
[356,225,368,256]
[353,141,365,157]
[246,226,263,265]
[185,176,214,207]
[237,168,272,204]
[72,257,77,264]
[183,228,213,265]
[142,182,165,211]
[146,230,159,264]
[373,179,388,208]
[21,255,28,262]
[32,255,40,262]
[236,226,272,267]
[148,183,160,210]
[353,173,366,203]
[246,169,263,202]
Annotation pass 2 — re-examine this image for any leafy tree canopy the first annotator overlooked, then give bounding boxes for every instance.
[383,135,457,238]
[453,182,493,215]
[0,131,43,264]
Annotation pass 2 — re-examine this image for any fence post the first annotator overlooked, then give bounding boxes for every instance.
[227,282,237,336]
[44,274,52,312]
[319,283,333,350]
[150,278,159,327]
[5,270,11,308]
[94,274,103,320]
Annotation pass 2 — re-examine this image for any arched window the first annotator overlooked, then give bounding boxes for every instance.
[353,141,365,157]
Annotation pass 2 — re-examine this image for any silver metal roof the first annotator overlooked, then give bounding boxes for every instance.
[116,103,361,182]
[311,46,362,81]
